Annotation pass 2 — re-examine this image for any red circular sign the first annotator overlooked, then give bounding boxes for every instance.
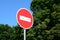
[16,8,33,29]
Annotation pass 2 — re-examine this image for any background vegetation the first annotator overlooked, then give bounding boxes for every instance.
[0,0,60,40]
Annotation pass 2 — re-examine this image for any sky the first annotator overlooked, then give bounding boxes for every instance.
[0,0,32,26]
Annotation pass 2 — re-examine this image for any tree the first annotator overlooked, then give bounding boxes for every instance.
[0,24,14,40]
[0,24,24,40]
[26,0,60,40]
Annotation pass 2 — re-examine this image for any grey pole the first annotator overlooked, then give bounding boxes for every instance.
[24,29,26,40]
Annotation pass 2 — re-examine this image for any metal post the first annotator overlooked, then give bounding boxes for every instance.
[24,29,26,40]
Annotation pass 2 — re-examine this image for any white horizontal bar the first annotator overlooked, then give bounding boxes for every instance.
[20,15,31,22]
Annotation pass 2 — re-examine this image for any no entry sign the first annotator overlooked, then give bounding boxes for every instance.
[16,8,33,29]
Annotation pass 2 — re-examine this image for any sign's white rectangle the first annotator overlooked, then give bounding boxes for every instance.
[20,15,31,22]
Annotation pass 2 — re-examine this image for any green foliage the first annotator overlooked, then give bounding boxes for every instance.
[29,0,60,40]
[0,24,24,40]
